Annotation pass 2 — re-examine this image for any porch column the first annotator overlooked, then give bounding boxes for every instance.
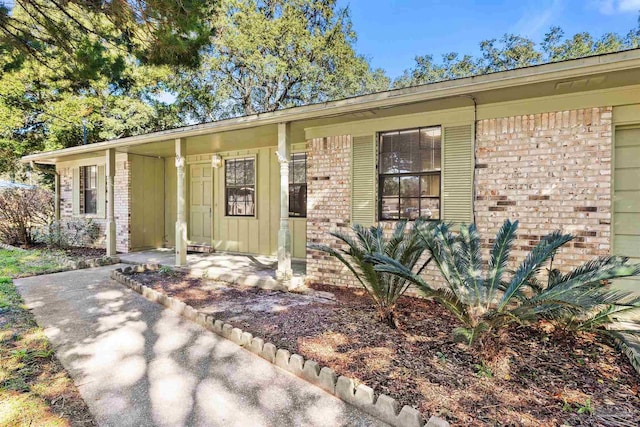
[276,122,292,280]
[175,138,187,266]
[105,148,116,257]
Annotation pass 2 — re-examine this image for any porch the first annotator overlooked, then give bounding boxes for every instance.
[119,249,307,290]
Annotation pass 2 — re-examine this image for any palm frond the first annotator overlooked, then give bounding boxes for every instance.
[499,230,573,311]
[485,219,518,307]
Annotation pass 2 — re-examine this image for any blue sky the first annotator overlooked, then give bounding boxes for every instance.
[340,0,640,78]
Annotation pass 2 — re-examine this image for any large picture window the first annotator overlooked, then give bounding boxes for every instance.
[289,153,307,217]
[225,158,255,216]
[378,126,441,220]
[82,165,97,214]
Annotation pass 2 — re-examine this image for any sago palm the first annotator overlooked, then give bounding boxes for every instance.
[308,219,432,328]
[369,220,640,344]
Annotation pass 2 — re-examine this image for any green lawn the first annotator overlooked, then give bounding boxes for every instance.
[0,249,94,426]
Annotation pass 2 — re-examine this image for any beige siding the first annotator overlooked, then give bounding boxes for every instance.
[130,155,165,250]
[164,158,177,247]
[614,127,640,291]
[212,147,280,255]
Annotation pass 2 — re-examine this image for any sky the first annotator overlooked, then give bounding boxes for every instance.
[339,0,640,78]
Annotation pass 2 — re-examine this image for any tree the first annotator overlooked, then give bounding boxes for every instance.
[171,0,390,122]
[394,18,640,88]
[0,3,180,177]
[0,0,217,73]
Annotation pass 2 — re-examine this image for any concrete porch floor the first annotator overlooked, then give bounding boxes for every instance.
[119,249,307,290]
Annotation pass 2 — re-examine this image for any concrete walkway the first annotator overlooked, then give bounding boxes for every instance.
[119,250,306,290]
[15,266,386,427]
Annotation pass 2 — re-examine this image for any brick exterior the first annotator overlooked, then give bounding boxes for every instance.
[58,158,131,253]
[306,135,354,287]
[114,159,131,253]
[475,106,612,270]
[306,106,613,289]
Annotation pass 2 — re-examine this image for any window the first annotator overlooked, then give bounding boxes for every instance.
[82,165,97,214]
[225,158,255,216]
[378,126,441,220]
[289,153,307,217]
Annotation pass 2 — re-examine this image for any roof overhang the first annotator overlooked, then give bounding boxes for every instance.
[22,49,640,164]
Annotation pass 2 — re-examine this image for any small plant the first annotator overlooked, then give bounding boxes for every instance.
[370,219,640,345]
[309,219,432,328]
[201,269,210,279]
[159,265,173,276]
[576,398,595,415]
[436,351,448,363]
[474,360,493,378]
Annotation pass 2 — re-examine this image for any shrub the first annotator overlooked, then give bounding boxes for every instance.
[35,219,101,249]
[309,219,432,328]
[0,188,54,246]
[370,220,640,345]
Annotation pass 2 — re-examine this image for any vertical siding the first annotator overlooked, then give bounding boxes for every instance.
[213,146,280,255]
[164,158,177,247]
[130,155,165,250]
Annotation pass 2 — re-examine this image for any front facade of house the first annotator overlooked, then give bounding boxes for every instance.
[24,50,640,290]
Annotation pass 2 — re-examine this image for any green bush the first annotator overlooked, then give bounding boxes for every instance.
[35,219,100,249]
[369,219,640,344]
[309,220,432,328]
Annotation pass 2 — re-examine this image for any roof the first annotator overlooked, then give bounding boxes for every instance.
[22,48,640,164]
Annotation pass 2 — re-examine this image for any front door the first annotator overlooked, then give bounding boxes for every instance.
[190,164,213,245]
[614,127,640,292]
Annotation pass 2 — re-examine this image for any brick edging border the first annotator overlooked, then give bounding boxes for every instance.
[65,255,120,270]
[110,264,449,427]
[612,332,640,377]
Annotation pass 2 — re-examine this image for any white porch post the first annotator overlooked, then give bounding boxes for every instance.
[105,148,116,256]
[276,122,292,280]
[175,138,188,266]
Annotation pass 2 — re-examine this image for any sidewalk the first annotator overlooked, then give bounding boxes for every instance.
[15,266,386,427]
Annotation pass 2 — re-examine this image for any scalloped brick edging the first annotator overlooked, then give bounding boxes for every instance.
[0,242,28,252]
[110,264,449,427]
[65,255,120,270]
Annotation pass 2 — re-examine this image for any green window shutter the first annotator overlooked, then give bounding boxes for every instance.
[72,167,80,216]
[351,135,376,226]
[442,124,474,223]
[97,165,106,218]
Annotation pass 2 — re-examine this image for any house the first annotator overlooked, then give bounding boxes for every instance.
[22,50,640,290]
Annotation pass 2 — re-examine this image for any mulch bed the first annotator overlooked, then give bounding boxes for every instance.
[133,270,640,426]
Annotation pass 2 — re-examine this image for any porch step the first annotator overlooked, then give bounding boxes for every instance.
[187,244,215,254]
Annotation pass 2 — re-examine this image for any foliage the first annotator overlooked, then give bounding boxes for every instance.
[0,188,53,246]
[369,220,640,345]
[0,0,217,71]
[393,19,640,88]
[309,220,432,328]
[171,0,390,122]
[34,218,100,249]
[0,2,182,176]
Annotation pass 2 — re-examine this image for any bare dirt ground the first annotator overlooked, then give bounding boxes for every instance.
[133,270,640,426]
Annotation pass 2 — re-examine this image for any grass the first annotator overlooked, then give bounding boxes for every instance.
[0,249,69,278]
[0,249,94,426]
